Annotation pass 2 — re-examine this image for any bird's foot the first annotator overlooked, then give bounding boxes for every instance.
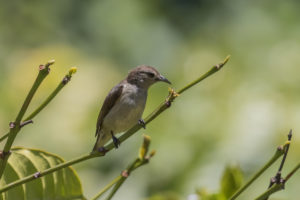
[111,131,120,149]
[96,147,108,155]
[112,136,120,148]
[138,119,146,129]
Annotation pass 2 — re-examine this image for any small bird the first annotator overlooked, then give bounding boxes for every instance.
[92,65,171,152]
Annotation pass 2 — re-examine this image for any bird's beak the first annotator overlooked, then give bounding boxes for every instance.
[158,75,171,84]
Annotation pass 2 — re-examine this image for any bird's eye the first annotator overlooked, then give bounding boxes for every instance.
[146,72,155,78]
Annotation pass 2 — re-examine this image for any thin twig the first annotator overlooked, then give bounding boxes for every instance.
[278,130,292,173]
[255,161,300,200]
[229,141,288,200]
[261,130,293,200]
[255,183,284,200]
[285,162,300,182]
[0,67,77,143]
[0,56,230,194]
[90,176,122,200]
[20,120,33,128]
[104,159,140,200]
[103,135,153,200]
[0,60,54,179]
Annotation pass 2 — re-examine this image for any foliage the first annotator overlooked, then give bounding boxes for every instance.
[0,147,83,200]
[1,1,300,198]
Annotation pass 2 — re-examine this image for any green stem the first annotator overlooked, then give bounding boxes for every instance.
[0,56,230,193]
[105,159,141,200]
[92,135,153,200]
[105,178,126,200]
[0,68,76,143]
[0,133,8,143]
[229,146,286,200]
[255,184,283,200]
[177,55,230,94]
[254,161,300,200]
[15,61,53,123]
[0,60,54,179]
[285,162,300,181]
[24,76,71,121]
[90,176,122,200]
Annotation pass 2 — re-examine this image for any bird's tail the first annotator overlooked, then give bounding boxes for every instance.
[92,134,100,152]
[92,131,111,152]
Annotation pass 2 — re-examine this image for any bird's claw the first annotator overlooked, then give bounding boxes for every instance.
[97,147,108,154]
[138,119,146,129]
[111,131,120,149]
[112,136,120,148]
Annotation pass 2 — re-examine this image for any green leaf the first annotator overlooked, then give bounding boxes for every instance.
[0,147,84,200]
[220,165,243,198]
[196,188,227,200]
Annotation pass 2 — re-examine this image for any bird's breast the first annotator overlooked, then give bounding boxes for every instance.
[102,85,147,133]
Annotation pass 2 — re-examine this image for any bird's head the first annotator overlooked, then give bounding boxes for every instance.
[127,65,171,88]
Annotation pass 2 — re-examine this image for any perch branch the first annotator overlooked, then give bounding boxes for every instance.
[0,56,230,193]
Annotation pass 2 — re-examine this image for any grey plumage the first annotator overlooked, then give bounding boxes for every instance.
[93,65,171,151]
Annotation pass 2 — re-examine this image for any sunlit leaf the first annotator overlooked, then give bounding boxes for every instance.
[0,147,84,200]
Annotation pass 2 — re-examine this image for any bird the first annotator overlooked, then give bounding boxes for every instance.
[92,65,171,152]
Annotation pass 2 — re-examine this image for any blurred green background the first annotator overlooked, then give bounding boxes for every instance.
[1,0,300,199]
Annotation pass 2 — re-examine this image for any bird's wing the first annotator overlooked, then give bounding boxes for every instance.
[95,84,124,136]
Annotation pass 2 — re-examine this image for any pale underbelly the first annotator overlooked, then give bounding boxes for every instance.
[102,103,144,134]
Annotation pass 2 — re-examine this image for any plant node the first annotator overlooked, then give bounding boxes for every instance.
[34,172,41,178]
[20,120,33,128]
[9,122,16,129]
[0,151,11,159]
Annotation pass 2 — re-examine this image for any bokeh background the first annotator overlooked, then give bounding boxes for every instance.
[1,0,300,199]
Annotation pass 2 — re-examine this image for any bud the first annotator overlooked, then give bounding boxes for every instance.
[139,135,151,160]
[168,87,179,97]
[149,150,156,158]
[45,59,55,68]
[69,67,77,76]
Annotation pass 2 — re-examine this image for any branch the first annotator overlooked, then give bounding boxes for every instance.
[263,130,292,200]
[285,162,300,182]
[255,131,294,200]
[0,56,230,193]
[255,183,284,200]
[0,67,77,143]
[90,135,154,200]
[177,55,230,94]
[255,162,300,200]
[24,67,77,121]
[229,140,289,200]
[109,55,231,148]
[0,60,55,179]
[105,135,154,200]
[277,130,292,173]
[104,159,140,200]
[90,176,122,200]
